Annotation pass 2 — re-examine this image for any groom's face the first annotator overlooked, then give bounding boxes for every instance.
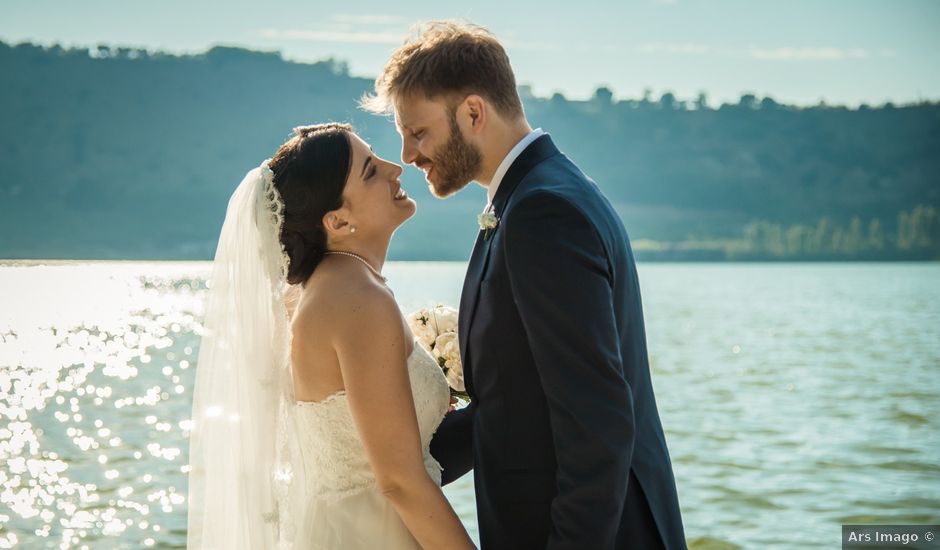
[394,95,482,199]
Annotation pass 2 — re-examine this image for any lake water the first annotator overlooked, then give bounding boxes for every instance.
[1,261,938,549]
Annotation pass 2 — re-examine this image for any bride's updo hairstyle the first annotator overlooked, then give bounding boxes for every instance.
[268,123,353,285]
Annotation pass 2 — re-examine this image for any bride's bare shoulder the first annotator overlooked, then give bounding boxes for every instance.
[292,263,398,337]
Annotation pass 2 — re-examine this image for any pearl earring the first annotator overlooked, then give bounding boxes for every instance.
[350,227,357,234]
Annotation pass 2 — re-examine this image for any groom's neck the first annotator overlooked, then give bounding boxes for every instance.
[476,118,534,187]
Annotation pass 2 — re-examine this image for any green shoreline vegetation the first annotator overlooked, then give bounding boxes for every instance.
[1,41,937,261]
[636,205,939,261]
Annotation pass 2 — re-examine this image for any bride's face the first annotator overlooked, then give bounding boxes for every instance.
[340,133,415,235]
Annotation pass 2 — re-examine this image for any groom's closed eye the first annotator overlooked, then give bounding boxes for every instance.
[396,122,422,139]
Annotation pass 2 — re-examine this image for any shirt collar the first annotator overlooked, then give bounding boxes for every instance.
[486,128,544,206]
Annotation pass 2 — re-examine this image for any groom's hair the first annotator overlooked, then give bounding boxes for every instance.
[361,20,523,120]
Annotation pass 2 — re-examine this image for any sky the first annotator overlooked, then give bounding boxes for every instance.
[2,0,939,106]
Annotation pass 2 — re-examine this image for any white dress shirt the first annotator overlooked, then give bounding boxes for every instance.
[485,128,544,209]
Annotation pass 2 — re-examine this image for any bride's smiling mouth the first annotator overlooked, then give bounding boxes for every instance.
[393,183,408,201]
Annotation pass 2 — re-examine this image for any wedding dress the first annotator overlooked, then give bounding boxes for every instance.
[294,343,450,549]
[187,160,450,549]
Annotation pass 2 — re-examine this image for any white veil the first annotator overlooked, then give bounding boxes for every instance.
[187,161,306,549]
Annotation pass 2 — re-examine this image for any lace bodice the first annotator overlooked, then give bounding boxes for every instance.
[293,343,450,502]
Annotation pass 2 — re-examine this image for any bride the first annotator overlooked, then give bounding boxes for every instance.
[186,123,475,549]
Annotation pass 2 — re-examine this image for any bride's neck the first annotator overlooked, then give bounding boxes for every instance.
[325,235,391,272]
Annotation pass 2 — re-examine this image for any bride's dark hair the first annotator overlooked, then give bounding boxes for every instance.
[268,123,353,286]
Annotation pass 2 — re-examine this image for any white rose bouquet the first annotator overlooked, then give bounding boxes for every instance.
[406,305,469,400]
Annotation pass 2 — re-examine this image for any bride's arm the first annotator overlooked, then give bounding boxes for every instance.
[330,284,475,550]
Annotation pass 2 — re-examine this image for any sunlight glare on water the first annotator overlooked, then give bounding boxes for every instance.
[1,260,938,549]
[0,262,208,549]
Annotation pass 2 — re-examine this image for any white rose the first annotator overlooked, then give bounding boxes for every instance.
[406,308,437,352]
[432,332,458,360]
[431,305,458,334]
[433,332,464,391]
[444,361,465,392]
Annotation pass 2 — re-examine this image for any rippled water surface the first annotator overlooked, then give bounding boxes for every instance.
[1,261,938,549]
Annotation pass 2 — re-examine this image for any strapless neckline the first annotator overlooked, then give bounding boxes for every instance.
[295,344,421,406]
[289,340,450,504]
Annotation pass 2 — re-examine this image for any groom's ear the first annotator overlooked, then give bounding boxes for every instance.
[461,95,487,135]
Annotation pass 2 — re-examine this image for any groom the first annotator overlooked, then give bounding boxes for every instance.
[366,21,687,550]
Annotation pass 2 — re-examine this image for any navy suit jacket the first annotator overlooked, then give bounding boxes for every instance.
[430,135,687,550]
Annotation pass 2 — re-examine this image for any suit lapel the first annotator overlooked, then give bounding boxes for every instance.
[457,135,561,395]
[458,228,492,395]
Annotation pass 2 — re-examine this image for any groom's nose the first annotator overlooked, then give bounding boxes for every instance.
[401,136,418,166]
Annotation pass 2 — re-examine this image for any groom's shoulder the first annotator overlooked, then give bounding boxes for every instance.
[507,159,615,236]
[504,187,594,239]
[510,163,594,216]
[521,149,595,193]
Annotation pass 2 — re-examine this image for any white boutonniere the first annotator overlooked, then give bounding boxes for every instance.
[478,207,499,240]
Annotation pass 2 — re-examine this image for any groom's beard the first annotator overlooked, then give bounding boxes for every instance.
[425,115,482,199]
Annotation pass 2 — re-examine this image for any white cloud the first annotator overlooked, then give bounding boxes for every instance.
[637,42,710,55]
[256,13,411,45]
[633,43,876,62]
[501,38,561,52]
[329,14,407,25]
[256,28,404,45]
[749,47,870,61]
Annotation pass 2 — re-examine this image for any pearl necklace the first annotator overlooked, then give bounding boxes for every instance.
[324,250,388,284]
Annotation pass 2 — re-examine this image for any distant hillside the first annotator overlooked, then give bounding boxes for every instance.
[1,41,938,260]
